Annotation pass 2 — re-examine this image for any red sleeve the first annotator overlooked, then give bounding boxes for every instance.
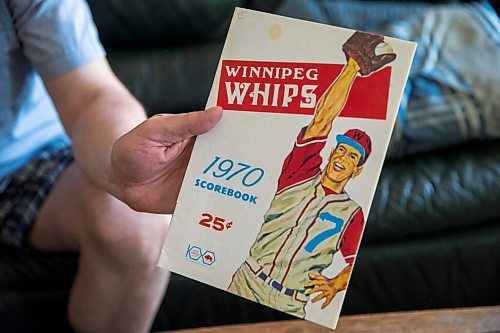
[277,127,327,192]
[339,209,365,265]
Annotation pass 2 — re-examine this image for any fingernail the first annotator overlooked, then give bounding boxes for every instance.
[207,106,223,112]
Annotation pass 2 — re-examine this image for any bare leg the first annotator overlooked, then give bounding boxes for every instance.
[28,163,170,333]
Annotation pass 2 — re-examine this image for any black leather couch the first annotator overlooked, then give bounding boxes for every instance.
[1,1,498,332]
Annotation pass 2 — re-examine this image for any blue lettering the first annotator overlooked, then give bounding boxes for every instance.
[194,178,258,206]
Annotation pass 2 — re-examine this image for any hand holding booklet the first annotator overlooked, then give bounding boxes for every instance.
[158,8,416,329]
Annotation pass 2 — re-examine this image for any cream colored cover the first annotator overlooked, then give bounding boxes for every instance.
[159,8,416,329]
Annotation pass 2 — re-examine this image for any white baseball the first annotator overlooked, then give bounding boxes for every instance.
[374,42,393,56]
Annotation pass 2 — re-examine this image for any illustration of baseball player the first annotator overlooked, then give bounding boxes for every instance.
[227,31,396,318]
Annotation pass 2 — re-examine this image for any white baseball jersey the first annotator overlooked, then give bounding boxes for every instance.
[248,128,364,291]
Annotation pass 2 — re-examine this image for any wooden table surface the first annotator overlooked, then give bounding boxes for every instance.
[166,306,500,333]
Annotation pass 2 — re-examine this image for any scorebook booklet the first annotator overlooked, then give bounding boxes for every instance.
[158,8,416,329]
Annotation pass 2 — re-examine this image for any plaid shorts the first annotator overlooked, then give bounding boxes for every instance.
[0,141,74,248]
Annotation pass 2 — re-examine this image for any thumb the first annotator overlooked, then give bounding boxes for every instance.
[149,106,223,143]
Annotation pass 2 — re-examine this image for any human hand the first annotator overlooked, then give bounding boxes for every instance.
[342,31,396,76]
[110,106,223,213]
[304,266,352,310]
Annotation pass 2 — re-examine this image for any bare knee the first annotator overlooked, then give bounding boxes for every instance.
[75,176,169,268]
[35,162,169,266]
[85,206,168,266]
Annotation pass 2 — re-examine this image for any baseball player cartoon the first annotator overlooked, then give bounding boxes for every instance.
[227,31,397,318]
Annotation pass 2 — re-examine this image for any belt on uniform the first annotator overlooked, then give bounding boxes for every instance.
[244,257,307,302]
[257,270,295,296]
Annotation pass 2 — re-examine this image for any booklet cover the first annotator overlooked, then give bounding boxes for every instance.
[158,8,416,329]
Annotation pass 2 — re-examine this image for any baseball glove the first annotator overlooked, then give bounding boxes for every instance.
[342,31,396,76]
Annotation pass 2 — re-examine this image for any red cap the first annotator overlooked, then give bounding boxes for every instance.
[336,129,372,165]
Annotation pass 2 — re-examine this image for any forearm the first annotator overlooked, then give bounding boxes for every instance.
[46,59,223,213]
[68,88,146,200]
[303,58,360,140]
[45,59,147,200]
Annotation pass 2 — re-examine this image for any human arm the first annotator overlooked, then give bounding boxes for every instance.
[9,0,221,213]
[45,59,222,213]
[302,58,360,141]
[276,128,326,192]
